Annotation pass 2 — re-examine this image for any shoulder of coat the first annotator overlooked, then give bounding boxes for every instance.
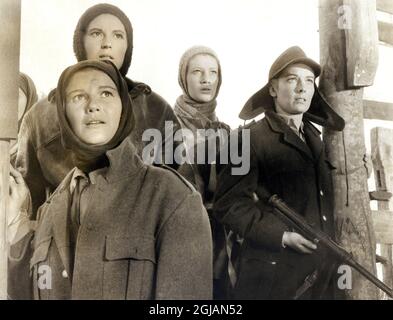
[152,164,197,192]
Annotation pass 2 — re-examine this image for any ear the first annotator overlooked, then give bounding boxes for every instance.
[269,85,277,98]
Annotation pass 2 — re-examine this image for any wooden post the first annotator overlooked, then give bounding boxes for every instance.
[319,0,379,299]
[371,128,393,296]
[0,0,21,300]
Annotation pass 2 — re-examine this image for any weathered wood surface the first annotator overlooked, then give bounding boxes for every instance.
[378,21,393,46]
[363,100,393,121]
[0,0,21,300]
[377,0,393,14]
[319,0,379,299]
[372,210,393,244]
[344,0,379,87]
[371,127,393,292]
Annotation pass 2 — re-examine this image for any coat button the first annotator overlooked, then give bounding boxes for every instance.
[62,270,68,278]
[320,190,324,196]
[271,261,277,265]
[322,215,327,222]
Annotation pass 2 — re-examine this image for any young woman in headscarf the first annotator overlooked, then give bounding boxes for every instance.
[174,46,231,299]
[16,3,181,218]
[9,72,38,165]
[8,60,212,300]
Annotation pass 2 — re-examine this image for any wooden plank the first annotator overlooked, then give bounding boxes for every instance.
[372,210,393,244]
[0,142,10,300]
[344,0,379,87]
[377,0,393,14]
[0,0,21,300]
[363,100,393,121]
[319,0,379,299]
[371,127,393,294]
[378,21,393,46]
[369,190,393,201]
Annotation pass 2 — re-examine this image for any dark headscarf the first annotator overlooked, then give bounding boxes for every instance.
[18,72,38,129]
[73,3,133,76]
[56,60,134,172]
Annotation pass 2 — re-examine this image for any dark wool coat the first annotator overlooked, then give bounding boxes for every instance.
[9,138,212,300]
[213,110,336,300]
[16,83,181,217]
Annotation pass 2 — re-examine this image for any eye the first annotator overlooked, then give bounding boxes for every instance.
[72,94,87,103]
[287,77,297,83]
[90,31,102,38]
[192,69,202,75]
[114,32,124,40]
[307,78,315,84]
[101,90,114,98]
[210,70,218,75]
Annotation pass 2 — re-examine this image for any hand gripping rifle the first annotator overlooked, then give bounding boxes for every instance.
[268,194,393,298]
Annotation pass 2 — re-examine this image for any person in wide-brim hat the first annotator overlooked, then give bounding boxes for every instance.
[239,46,345,131]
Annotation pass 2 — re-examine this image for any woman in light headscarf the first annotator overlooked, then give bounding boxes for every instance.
[175,46,231,299]
[10,72,38,164]
[8,60,212,300]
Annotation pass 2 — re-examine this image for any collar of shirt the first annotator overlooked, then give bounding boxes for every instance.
[69,167,108,194]
[276,112,305,138]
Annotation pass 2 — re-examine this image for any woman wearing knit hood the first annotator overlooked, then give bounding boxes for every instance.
[16,3,181,217]
[175,46,231,299]
[8,60,212,300]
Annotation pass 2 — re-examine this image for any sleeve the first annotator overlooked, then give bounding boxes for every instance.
[155,192,213,300]
[213,131,288,252]
[8,231,35,300]
[15,112,48,219]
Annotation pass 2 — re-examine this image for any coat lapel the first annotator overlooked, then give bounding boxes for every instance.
[266,111,314,161]
[303,121,323,163]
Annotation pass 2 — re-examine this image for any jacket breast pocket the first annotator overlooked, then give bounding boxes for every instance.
[30,236,52,270]
[103,235,156,300]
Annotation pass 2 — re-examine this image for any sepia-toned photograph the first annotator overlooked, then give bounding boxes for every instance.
[0,0,393,305]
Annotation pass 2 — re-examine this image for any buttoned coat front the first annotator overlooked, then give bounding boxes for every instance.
[9,138,212,300]
[213,110,336,299]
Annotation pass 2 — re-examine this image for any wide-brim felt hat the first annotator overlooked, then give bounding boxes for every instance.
[239,46,345,131]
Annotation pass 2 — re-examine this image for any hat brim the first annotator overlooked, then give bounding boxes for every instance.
[239,84,345,131]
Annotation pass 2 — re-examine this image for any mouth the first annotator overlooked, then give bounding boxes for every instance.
[295,97,307,103]
[86,120,106,126]
[200,87,212,93]
[99,54,114,60]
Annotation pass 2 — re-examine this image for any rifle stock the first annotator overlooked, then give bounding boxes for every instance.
[267,194,393,298]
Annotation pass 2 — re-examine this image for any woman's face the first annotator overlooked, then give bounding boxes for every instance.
[186,54,219,103]
[83,14,128,70]
[65,68,122,145]
[18,88,27,121]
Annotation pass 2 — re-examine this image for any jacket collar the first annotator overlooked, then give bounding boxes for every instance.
[47,137,145,277]
[265,110,322,162]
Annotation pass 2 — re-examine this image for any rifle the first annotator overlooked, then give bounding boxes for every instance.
[268,194,393,298]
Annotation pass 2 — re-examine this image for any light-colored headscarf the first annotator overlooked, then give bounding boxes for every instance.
[174,46,223,136]
[18,72,38,129]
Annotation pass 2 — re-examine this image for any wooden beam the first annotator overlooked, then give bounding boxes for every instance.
[371,127,393,293]
[372,210,393,244]
[369,190,393,201]
[363,100,393,121]
[319,0,380,299]
[377,0,393,14]
[0,0,21,300]
[344,0,379,87]
[378,21,393,46]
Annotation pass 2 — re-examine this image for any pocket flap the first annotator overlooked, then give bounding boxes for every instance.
[30,237,52,269]
[105,236,156,263]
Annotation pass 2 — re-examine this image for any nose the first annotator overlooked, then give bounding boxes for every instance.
[296,79,306,93]
[200,72,212,84]
[87,100,101,113]
[101,35,112,49]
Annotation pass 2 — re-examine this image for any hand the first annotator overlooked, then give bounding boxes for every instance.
[9,165,29,223]
[282,231,317,254]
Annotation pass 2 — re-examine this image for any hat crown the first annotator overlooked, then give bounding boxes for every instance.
[269,46,317,80]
